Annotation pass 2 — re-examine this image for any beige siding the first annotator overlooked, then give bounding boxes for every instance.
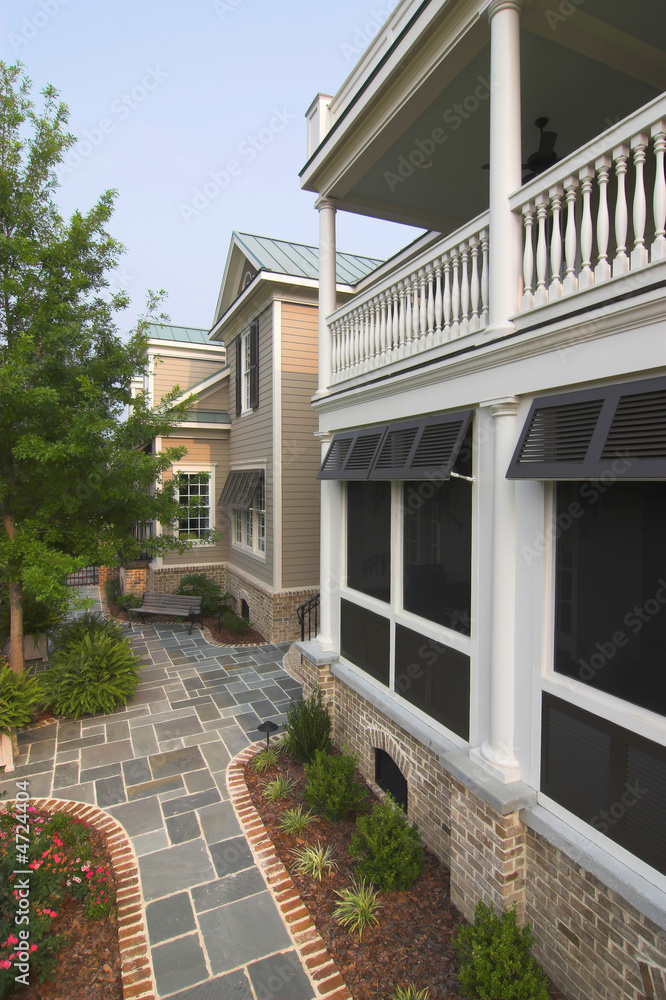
[153,356,223,404]
[160,432,230,567]
[280,302,320,589]
[226,307,274,587]
[190,383,228,412]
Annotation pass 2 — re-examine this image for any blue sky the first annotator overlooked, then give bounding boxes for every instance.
[1,0,423,332]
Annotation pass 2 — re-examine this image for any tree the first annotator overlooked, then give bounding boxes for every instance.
[0,63,209,672]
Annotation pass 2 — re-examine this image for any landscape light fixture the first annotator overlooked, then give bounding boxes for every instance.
[257,719,279,751]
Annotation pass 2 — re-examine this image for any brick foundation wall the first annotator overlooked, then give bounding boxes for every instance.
[120,562,149,598]
[149,563,317,644]
[98,565,119,594]
[297,651,666,1000]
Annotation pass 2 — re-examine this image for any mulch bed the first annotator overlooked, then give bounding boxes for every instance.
[245,751,572,1000]
[7,821,122,1000]
[108,603,267,646]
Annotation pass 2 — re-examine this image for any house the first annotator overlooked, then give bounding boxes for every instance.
[296,2,666,998]
[130,236,381,644]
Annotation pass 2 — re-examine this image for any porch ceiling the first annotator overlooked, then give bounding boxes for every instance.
[317,0,665,235]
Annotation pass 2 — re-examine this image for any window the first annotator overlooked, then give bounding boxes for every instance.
[178,472,211,541]
[235,320,259,415]
[232,478,266,557]
[346,482,391,602]
[554,480,666,716]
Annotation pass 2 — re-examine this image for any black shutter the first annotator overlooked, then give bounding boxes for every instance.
[318,427,387,480]
[249,319,259,410]
[219,470,262,509]
[370,411,473,480]
[508,376,666,480]
[394,624,470,740]
[235,339,241,417]
[340,599,390,685]
[541,694,666,875]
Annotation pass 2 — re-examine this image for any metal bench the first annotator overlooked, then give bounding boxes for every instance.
[127,593,204,634]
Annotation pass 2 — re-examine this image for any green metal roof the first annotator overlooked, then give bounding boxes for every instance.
[146,324,214,344]
[234,232,383,285]
[185,410,231,424]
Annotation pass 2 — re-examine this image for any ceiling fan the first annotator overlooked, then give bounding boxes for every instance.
[481,117,559,180]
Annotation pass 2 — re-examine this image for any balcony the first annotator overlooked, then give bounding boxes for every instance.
[326,95,666,388]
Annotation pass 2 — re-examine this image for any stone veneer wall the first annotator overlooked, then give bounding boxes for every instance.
[148,563,317,644]
[295,651,666,1000]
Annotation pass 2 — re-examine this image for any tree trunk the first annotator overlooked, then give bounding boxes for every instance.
[2,512,25,673]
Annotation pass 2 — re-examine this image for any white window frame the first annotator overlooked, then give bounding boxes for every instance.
[231,477,266,559]
[241,329,252,414]
[173,464,216,545]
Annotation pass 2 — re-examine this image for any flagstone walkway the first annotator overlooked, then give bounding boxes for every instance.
[0,587,316,1000]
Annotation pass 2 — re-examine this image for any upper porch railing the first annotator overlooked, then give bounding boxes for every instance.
[512,96,666,313]
[328,213,489,383]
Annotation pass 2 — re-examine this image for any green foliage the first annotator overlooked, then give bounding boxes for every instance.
[0,806,115,995]
[176,573,222,617]
[252,747,281,773]
[333,877,382,940]
[452,901,549,1000]
[291,842,337,881]
[387,987,430,1000]
[304,749,367,821]
[220,610,249,634]
[0,663,43,734]
[349,793,425,891]
[114,591,138,612]
[105,577,121,605]
[42,632,141,719]
[284,686,332,763]
[263,775,294,802]
[0,590,66,645]
[279,805,315,836]
[52,611,126,651]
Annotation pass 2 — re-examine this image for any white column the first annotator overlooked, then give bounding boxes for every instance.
[486,0,523,334]
[315,433,340,651]
[316,198,337,396]
[471,397,521,782]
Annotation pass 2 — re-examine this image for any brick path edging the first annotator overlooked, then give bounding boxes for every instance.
[16,797,156,1000]
[227,744,353,1000]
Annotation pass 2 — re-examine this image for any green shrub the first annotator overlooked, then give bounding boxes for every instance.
[104,576,121,605]
[284,686,332,763]
[0,590,66,645]
[263,774,294,801]
[220,610,249,634]
[176,572,223,616]
[252,746,281,772]
[333,877,381,940]
[452,901,549,1000]
[42,632,141,720]
[115,591,138,612]
[0,664,43,735]
[349,793,425,891]
[304,749,367,821]
[52,611,126,652]
[279,805,315,836]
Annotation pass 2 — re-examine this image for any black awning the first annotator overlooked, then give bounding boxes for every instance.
[219,469,262,508]
[507,376,666,480]
[318,410,473,481]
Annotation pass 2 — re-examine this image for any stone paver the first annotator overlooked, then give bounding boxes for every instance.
[2,585,314,999]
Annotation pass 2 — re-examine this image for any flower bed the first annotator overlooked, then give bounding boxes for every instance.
[0,803,121,999]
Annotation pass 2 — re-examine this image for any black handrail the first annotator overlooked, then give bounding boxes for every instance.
[297,593,320,642]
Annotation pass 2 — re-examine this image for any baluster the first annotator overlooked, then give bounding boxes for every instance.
[362,304,370,370]
[521,203,535,310]
[418,268,428,344]
[442,252,452,339]
[612,144,630,276]
[480,229,489,327]
[535,193,549,306]
[348,312,356,373]
[451,250,461,338]
[434,258,443,341]
[397,281,406,355]
[652,120,666,262]
[562,176,579,297]
[459,242,470,336]
[403,277,412,351]
[469,234,480,331]
[630,132,649,270]
[548,184,563,298]
[594,154,612,282]
[578,165,595,289]
[371,298,380,360]
[391,285,400,357]
[378,293,387,361]
[333,322,341,376]
[340,316,349,373]
[425,263,435,347]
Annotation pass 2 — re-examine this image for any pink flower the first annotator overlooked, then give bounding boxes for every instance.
[30,945,37,952]
[0,960,11,970]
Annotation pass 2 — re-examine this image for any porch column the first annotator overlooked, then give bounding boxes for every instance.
[315,431,339,652]
[317,197,337,395]
[473,397,521,781]
[487,0,523,334]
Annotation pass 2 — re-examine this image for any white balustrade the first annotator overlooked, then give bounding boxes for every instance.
[512,97,666,313]
[328,216,489,382]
